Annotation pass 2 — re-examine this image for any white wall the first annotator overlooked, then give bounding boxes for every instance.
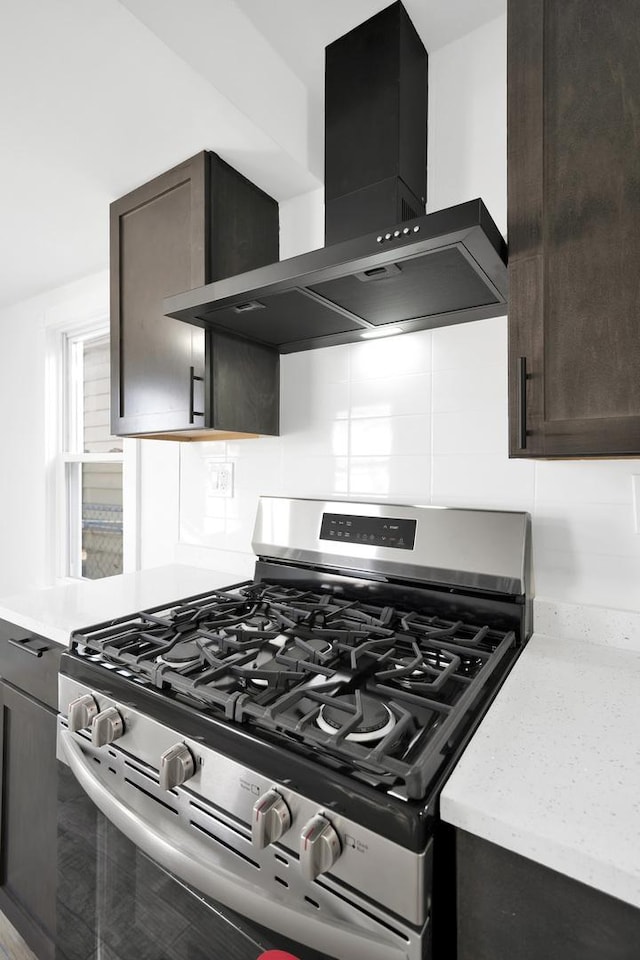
[0,272,110,594]
[1,14,639,615]
[0,268,181,594]
[0,297,48,594]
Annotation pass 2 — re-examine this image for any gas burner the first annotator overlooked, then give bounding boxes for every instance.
[316,694,396,743]
[249,636,333,687]
[390,649,453,682]
[394,657,427,677]
[157,639,205,668]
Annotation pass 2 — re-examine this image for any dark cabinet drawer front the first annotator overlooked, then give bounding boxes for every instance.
[0,620,62,710]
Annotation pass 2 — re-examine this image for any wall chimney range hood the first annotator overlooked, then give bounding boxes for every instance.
[164,3,508,354]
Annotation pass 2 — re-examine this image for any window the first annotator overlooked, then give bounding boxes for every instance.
[47,316,138,582]
[64,330,124,579]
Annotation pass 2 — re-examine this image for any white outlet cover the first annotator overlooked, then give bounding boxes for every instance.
[207,461,234,498]
[632,475,640,535]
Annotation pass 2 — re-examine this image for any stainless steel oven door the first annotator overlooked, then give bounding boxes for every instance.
[57,722,426,960]
[57,748,324,960]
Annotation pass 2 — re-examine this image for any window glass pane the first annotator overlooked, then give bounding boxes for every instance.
[82,463,123,579]
[83,336,122,453]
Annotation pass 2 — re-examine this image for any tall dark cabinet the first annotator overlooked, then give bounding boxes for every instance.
[110,151,280,440]
[0,621,61,960]
[508,0,640,457]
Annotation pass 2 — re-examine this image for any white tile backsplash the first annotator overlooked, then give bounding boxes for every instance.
[178,318,640,614]
[432,410,507,456]
[432,366,506,414]
[431,452,535,509]
[534,551,640,612]
[350,414,430,457]
[281,418,349,458]
[534,502,640,559]
[348,456,431,501]
[280,374,349,427]
[280,344,349,385]
[281,455,349,497]
[349,330,432,380]
[350,374,431,419]
[535,460,636,505]
[431,316,507,371]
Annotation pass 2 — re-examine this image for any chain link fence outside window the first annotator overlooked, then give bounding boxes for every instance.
[82,502,123,580]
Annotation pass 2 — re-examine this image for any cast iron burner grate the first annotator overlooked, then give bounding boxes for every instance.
[71,580,516,798]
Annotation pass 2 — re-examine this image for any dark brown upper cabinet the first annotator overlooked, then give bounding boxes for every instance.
[508,0,640,457]
[110,151,280,440]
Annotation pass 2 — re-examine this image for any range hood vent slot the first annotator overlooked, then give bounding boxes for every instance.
[355,264,402,282]
[234,301,265,314]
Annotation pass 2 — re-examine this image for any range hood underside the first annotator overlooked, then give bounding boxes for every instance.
[165,200,508,354]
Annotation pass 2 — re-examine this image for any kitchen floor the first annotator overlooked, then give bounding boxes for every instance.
[0,913,37,960]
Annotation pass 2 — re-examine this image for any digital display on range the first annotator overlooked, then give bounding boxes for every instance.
[319,513,416,550]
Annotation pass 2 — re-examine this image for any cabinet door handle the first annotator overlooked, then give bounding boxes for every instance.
[517,356,529,450]
[189,366,205,423]
[8,637,50,657]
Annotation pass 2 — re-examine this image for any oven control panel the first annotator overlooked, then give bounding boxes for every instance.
[320,512,416,550]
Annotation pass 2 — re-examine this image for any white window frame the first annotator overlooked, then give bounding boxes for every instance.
[45,314,140,583]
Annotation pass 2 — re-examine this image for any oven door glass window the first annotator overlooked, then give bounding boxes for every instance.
[57,762,325,960]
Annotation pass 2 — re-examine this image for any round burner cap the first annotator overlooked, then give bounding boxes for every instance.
[157,639,202,666]
[316,694,395,743]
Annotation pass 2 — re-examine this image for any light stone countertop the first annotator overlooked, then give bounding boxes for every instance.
[0,565,242,646]
[441,630,640,909]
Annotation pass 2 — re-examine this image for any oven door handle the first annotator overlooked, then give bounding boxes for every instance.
[60,731,410,960]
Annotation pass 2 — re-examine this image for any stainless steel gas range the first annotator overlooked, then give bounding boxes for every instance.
[57,497,531,960]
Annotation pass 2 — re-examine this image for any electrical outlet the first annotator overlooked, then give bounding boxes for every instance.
[633,475,640,534]
[207,461,234,498]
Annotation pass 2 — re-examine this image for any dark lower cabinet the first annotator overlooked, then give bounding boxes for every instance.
[457,830,640,960]
[507,0,640,457]
[0,621,61,960]
[110,151,280,440]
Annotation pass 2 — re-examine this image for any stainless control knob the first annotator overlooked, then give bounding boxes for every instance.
[159,742,195,791]
[300,813,341,881]
[252,789,291,849]
[91,706,124,747]
[68,694,99,733]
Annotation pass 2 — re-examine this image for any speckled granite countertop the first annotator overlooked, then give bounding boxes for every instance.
[0,565,241,646]
[441,627,640,909]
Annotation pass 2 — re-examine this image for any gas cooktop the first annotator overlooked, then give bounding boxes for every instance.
[71,580,516,799]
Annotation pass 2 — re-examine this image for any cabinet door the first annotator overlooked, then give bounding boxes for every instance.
[0,682,57,960]
[508,0,640,457]
[110,153,207,437]
[457,830,640,960]
[0,620,62,710]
